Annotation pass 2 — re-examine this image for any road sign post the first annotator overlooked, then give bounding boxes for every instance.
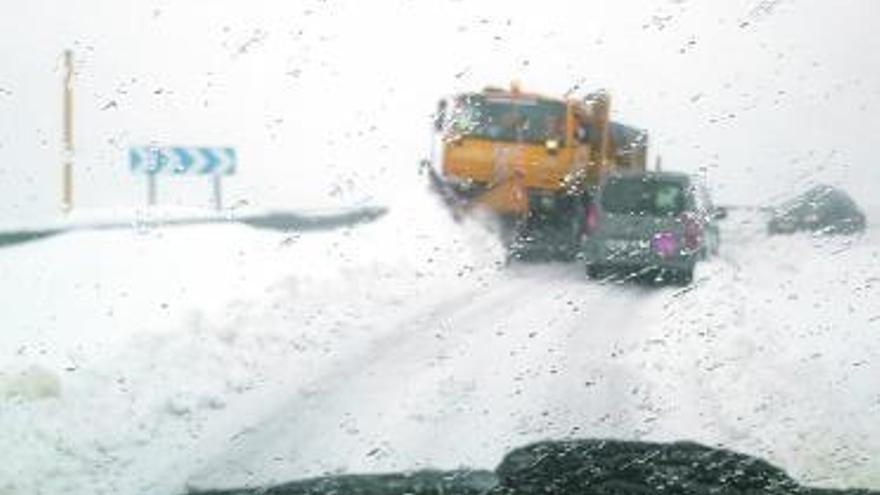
[128,146,237,210]
[211,173,222,211]
[147,173,157,206]
[62,50,74,213]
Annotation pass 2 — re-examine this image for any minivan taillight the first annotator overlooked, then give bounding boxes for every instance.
[683,215,702,251]
[585,204,599,234]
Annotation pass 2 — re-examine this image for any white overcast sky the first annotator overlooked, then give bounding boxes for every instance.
[0,0,878,225]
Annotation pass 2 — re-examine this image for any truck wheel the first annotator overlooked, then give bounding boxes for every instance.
[557,241,579,262]
[559,207,586,262]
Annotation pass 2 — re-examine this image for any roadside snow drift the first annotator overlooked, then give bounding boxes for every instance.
[0,193,505,494]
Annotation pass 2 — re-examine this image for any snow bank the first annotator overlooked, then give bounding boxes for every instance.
[0,190,505,494]
[0,366,61,400]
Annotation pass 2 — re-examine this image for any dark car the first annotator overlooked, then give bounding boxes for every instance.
[581,171,725,285]
[768,185,866,235]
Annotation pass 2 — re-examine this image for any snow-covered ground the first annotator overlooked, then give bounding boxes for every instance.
[1,192,878,494]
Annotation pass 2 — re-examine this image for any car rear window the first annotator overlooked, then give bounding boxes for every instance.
[600,178,686,216]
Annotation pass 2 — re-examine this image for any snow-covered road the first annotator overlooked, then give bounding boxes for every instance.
[189,209,880,492]
[2,197,878,495]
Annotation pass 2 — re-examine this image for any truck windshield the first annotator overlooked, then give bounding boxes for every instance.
[601,178,687,216]
[447,94,566,144]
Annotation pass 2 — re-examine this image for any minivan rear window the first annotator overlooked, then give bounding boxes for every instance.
[600,178,686,216]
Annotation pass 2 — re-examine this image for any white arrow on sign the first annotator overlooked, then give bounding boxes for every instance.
[129,146,237,176]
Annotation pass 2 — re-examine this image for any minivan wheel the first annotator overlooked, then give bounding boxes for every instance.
[672,266,694,286]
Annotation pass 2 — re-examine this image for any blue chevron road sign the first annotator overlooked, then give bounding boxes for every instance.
[128,145,237,209]
[128,146,237,176]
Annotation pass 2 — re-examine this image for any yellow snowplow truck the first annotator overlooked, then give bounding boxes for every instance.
[423,83,648,259]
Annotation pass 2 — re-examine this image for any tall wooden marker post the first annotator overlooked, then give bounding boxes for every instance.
[62,50,74,213]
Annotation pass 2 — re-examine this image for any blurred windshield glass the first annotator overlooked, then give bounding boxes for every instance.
[448,94,566,144]
[1,1,878,494]
[601,178,686,216]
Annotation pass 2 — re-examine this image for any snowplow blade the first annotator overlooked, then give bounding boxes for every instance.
[425,163,529,220]
[472,174,529,216]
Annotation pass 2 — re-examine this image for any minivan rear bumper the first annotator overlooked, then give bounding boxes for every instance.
[581,237,696,271]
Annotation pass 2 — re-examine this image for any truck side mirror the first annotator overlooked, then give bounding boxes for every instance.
[576,125,591,144]
[433,99,447,132]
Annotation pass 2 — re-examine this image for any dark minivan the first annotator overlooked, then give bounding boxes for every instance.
[581,171,724,284]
